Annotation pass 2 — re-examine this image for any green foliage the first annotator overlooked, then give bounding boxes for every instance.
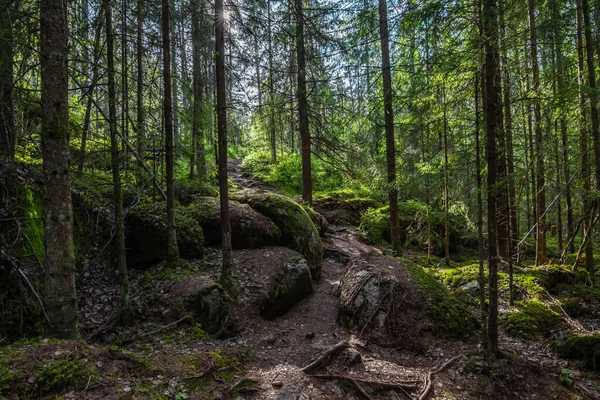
[402,258,478,338]
[242,151,356,195]
[558,369,574,387]
[502,299,561,338]
[360,200,473,255]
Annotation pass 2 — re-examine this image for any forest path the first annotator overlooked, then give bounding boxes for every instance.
[222,159,456,399]
[228,158,281,193]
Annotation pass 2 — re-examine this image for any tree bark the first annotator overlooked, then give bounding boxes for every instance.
[527,0,547,265]
[136,0,145,161]
[216,0,232,289]
[0,0,16,160]
[482,0,502,353]
[162,0,179,261]
[40,0,79,339]
[582,0,599,274]
[191,0,206,180]
[378,0,401,255]
[575,0,594,271]
[296,0,312,204]
[106,0,131,322]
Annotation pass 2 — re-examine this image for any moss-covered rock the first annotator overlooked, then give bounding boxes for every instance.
[312,190,380,226]
[231,190,323,278]
[552,334,600,369]
[185,277,230,334]
[502,299,562,338]
[174,179,219,205]
[303,205,328,237]
[125,202,204,267]
[259,256,313,320]
[403,258,479,339]
[189,197,281,249]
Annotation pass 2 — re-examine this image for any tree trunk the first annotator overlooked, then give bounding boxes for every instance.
[40,0,79,339]
[215,0,232,289]
[475,70,489,358]
[268,0,276,162]
[527,0,547,265]
[575,0,594,271]
[191,0,206,180]
[162,0,179,261]
[78,12,104,176]
[136,0,145,161]
[549,0,574,254]
[0,0,16,160]
[443,90,450,265]
[106,0,131,322]
[482,0,502,353]
[499,0,517,259]
[582,0,599,274]
[378,0,401,255]
[296,0,312,204]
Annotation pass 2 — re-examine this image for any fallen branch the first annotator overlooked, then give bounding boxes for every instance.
[301,341,352,373]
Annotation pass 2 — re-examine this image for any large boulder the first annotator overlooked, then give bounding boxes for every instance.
[312,192,380,226]
[233,247,313,321]
[231,190,323,278]
[125,202,204,267]
[189,197,281,249]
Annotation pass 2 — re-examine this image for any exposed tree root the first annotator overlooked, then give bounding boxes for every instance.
[301,340,352,372]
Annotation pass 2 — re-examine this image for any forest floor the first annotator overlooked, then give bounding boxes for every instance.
[2,160,599,400]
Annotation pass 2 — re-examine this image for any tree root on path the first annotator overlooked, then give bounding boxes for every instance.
[304,352,463,400]
[300,340,352,372]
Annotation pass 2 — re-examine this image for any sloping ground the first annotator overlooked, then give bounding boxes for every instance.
[1,159,595,399]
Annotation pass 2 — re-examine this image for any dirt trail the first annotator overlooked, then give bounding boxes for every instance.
[119,159,579,400]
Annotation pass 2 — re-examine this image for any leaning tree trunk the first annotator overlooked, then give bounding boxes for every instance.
[0,0,16,160]
[378,0,401,255]
[40,0,79,339]
[296,0,312,205]
[106,0,132,322]
[215,0,232,289]
[162,0,179,261]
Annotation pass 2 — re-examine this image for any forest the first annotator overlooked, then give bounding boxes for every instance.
[2,0,600,397]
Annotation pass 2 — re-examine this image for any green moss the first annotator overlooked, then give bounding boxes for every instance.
[191,325,209,339]
[402,258,478,338]
[174,179,219,205]
[502,299,561,338]
[126,202,204,266]
[141,260,204,288]
[16,186,45,263]
[231,191,322,277]
[34,358,96,394]
[551,333,600,369]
